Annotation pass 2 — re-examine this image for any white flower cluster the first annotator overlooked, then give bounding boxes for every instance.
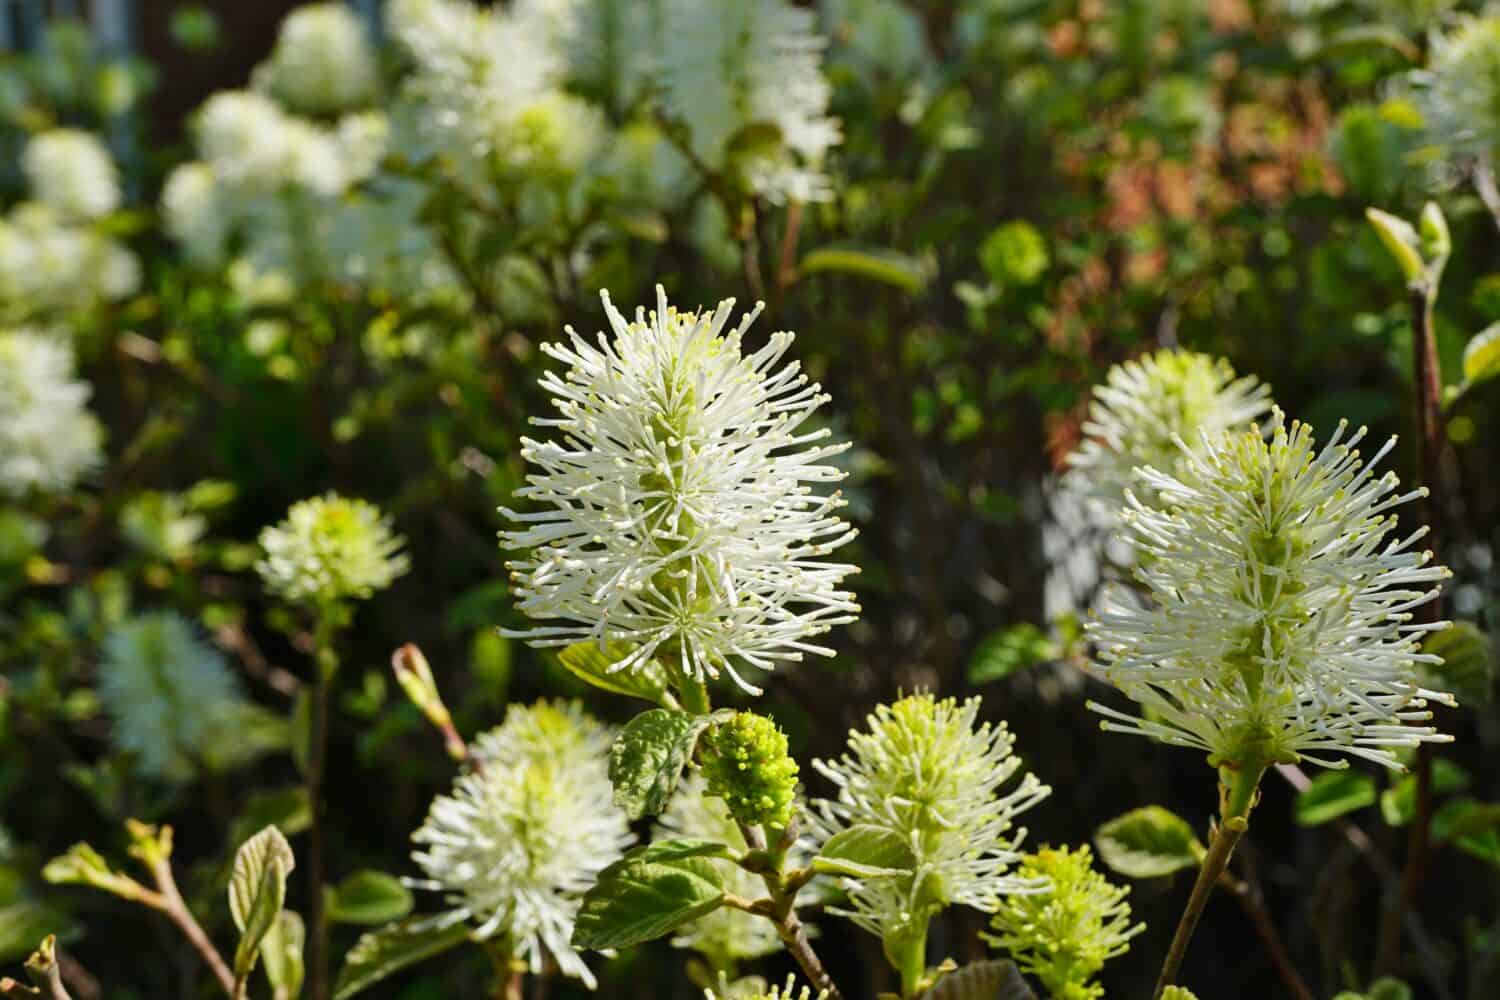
[1088,411,1453,770]
[705,973,827,1000]
[256,493,409,606]
[22,129,122,223]
[410,701,633,988]
[656,774,794,963]
[658,0,841,202]
[810,693,1051,946]
[253,2,379,117]
[99,612,248,782]
[0,132,138,320]
[501,287,859,695]
[1066,348,1271,514]
[0,329,103,498]
[192,90,383,198]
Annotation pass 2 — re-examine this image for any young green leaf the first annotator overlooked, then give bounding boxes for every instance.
[1295,770,1377,826]
[1432,798,1500,843]
[608,709,726,820]
[333,917,471,1000]
[1420,622,1494,708]
[325,870,414,926]
[1365,208,1424,285]
[1093,806,1205,879]
[814,824,917,878]
[1462,323,1500,388]
[1381,758,1471,826]
[233,855,287,978]
[967,624,1057,686]
[571,840,728,951]
[228,826,296,932]
[557,641,675,707]
[800,245,934,294]
[260,910,305,1000]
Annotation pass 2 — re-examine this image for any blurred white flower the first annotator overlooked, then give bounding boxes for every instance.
[99,612,245,782]
[410,701,633,988]
[256,493,409,605]
[161,163,230,266]
[1412,16,1500,168]
[0,328,102,497]
[335,110,390,186]
[196,91,300,192]
[500,286,859,694]
[705,973,827,1000]
[1088,411,1453,770]
[1065,349,1271,514]
[809,693,1050,946]
[658,0,841,202]
[0,205,139,318]
[255,2,379,116]
[657,774,790,963]
[22,129,122,223]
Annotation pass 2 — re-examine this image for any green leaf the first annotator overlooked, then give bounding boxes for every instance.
[234,854,287,977]
[557,641,674,708]
[1365,208,1424,284]
[1433,798,1500,842]
[923,960,1037,1000]
[1463,323,1500,388]
[1381,758,1471,827]
[1094,806,1205,879]
[967,624,1058,685]
[608,709,725,820]
[229,826,296,931]
[979,222,1049,288]
[1295,770,1377,826]
[333,917,471,1000]
[1421,622,1494,708]
[1452,828,1500,869]
[261,911,305,1000]
[325,871,413,926]
[572,841,727,951]
[814,825,918,878]
[800,245,933,294]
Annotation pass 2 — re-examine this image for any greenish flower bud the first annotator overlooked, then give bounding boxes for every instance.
[1161,988,1200,1000]
[699,711,799,831]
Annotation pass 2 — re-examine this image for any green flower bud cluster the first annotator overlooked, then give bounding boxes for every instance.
[698,711,799,831]
[256,492,408,606]
[984,845,1142,1000]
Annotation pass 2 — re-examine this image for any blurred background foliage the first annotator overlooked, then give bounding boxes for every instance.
[1,0,1499,997]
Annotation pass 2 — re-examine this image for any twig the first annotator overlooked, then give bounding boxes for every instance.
[1,937,72,1000]
[733,820,843,999]
[141,856,236,996]
[306,609,341,1000]
[1219,846,1314,1000]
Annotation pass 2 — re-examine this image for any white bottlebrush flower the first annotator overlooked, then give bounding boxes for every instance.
[99,612,244,782]
[281,118,350,197]
[561,0,656,113]
[0,205,139,318]
[196,90,300,192]
[705,972,827,1000]
[0,328,103,497]
[1411,16,1500,168]
[1065,349,1272,513]
[657,774,791,963]
[1087,411,1453,770]
[658,0,841,202]
[409,701,633,988]
[809,693,1051,945]
[255,2,379,116]
[22,129,122,223]
[256,493,409,605]
[335,110,390,186]
[161,162,230,266]
[500,286,859,694]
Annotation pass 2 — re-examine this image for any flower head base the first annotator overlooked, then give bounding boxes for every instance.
[983,845,1142,1000]
[1087,411,1453,770]
[99,613,246,782]
[255,3,379,116]
[657,774,796,964]
[705,972,827,1000]
[810,693,1051,945]
[1066,349,1271,513]
[501,286,859,696]
[410,701,633,987]
[699,710,800,830]
[0,329,103,498]
[256,493,409,605]
[22,129,121,223]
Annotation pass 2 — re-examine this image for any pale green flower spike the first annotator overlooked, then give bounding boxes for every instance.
[1161,987,1200,1000]
[98,613,246,782]
[704,971,828,1000]
[1088,410,1454,771]
[983,845,1143,1000]
[254,2,379,117]
[410,701,634,989]
[1066,348,1271,515]
[657,774,795,965]
[256,492,409,605]
[22,129,121,223]
[810,693,1051,966]
[1413,16,1500,167]
[699,711,800,831]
